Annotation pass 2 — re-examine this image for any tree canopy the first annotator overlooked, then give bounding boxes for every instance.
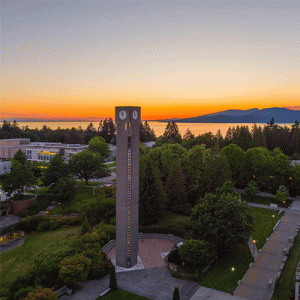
[139,158,166,226]
[190,190,253,254]
[87,136,110,158]
[42,155,70,189]
[69,150,110,185]
[1,160,35,197]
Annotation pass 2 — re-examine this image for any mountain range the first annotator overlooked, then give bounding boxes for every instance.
[160,107,300,123]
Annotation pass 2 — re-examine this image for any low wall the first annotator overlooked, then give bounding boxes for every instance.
[10,196,37,215]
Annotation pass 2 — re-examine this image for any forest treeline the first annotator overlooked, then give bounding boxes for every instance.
[157,119,300,159]
[0,118,299,158]
[0,119,156,145]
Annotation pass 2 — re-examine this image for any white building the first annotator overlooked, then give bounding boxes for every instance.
[0,139,88,162]
[25,142,88,162]
[0,161,11,175]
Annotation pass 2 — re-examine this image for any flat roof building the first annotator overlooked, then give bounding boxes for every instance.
[0,139,88,162]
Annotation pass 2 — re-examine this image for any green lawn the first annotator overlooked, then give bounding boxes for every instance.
[96,289,149,300]
[250,207,282,250]
[272,231,300,300]
[198,243,252,293]
[182,207,283,293]
[0,226,80,288]
[105,162,116,168]
[241,194,292,208]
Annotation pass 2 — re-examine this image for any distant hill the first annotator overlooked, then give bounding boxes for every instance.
[161,107,300,123]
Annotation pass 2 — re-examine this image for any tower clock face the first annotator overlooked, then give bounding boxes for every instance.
[119,110,127,120]
[132,110,138,120]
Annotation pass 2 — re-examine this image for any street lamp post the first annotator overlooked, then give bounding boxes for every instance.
[253,240,256,262]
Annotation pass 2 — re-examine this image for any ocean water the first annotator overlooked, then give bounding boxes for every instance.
[16,121,292,138]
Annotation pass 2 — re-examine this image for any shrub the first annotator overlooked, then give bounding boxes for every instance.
[8,271,35,300]
[23,286,57,300]
[53,175,76,204]
[12,286,35,300]
[15,216,42,233]
[178,239,216,269]
[168,246,182,265]
[95,185,116,199]
[37,219,60,232]
[80,218,92,235]
[33,240,75,289]
[274,185,289,204]
[244,180,259,200]
[82,249,108,279]
[59,254,92,285]
[56,215,81,226]
[82,197,116,226]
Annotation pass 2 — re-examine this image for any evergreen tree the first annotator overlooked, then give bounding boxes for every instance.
[13,149,28,165]
[251,124,266,148]
[99,118,116,143]
[42,155,70,189]
[139,158,166,226]
[163,121,182,143]
[166,161,188,215]
[139,121,156,142]
[109,265,118,291]
[84,122,97,144]
[173,287,180,300]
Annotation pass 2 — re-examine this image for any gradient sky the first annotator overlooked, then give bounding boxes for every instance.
[1,0,299,120]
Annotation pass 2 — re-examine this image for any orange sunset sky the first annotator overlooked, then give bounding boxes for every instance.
[1,1,299,120]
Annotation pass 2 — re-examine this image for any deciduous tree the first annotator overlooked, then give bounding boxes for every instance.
[190,191,253,254]
[1,160,35,198]
[88,136,110,158]
[69,150,110,185]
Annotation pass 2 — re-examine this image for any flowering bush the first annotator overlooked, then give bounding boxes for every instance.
[23,286,57,300]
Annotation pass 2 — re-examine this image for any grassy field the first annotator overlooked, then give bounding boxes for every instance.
[250,207,282,250]
[105,162,116,168]
[0,226,80,288]
[271,231,300,300]
[97,289,150,300]
[241,194,293,208]
[160,208,281,293]
[198,242,252,293]
[196,207,280,292]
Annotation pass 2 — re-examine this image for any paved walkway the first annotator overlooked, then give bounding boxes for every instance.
[60,267,247,300]
[234,211,300,300]
[0,236,25,253]
[0,215,20,230]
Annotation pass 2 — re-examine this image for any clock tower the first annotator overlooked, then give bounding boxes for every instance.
[115,106,141,268]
